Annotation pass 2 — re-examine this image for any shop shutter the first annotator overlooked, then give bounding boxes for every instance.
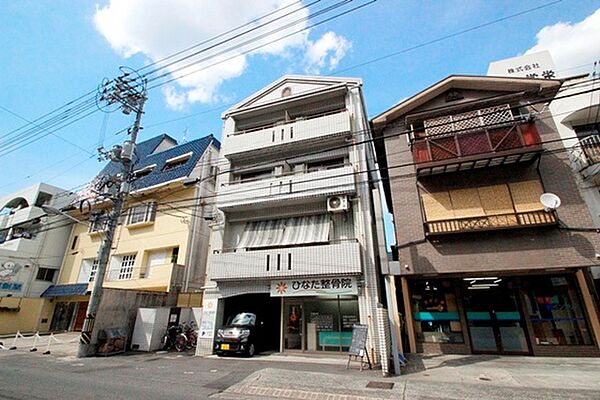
[509,180,545,212]
[449,188,484,218]
[420,191,454,222]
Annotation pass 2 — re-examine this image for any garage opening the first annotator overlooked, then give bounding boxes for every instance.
[223,294,281,353]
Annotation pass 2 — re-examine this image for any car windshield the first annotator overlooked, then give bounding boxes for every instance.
[230,313,256,326]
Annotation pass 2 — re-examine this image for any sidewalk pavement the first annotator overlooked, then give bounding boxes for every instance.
[214,354,600,400]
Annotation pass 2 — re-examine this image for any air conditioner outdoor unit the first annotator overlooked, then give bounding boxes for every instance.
[327,195,349,213]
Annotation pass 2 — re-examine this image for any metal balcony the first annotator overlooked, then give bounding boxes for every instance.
[209,241,362,281]
[411,121,543,176]
[569,135,600,181]
[424,210,557,236]
[223,110,351,158]
[217,165,356,210]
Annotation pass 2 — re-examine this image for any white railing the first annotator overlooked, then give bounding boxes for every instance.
[223,111,351,156]
[0,237,39,253]
[217,165,356,209]
[210,241,362,281]
[569,135,600,173]
[0,206,45,230]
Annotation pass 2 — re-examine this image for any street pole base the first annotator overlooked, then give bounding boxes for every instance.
[77,343,96,358]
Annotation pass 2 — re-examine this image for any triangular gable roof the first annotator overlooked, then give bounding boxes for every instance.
[224,75,361,118]
[371,75,561,128]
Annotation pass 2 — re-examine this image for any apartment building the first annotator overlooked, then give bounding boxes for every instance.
[43,133,219,332]
[196,76,388,361]
[372,75,600,357]
[0,183,73,334]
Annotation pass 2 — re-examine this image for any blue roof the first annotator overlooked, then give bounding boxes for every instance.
[97,134,220,191]
[41,283,89,297]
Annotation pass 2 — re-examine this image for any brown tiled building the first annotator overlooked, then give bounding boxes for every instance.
[372,75,600,357]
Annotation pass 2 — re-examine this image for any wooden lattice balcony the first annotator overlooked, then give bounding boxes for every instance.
[425,210,557,235]
[411,118,543,176]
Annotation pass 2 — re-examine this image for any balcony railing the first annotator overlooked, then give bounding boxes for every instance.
[411,121,542,176]
[209,240,362,281]
[217,165,356,209]
[425,210,557,235]
[0,206,45,230]
[569,135,600,175]
[223,110,351,157]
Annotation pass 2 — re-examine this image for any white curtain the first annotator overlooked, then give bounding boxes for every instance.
[237,215,330,249]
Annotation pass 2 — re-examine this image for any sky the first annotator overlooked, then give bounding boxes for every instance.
[1,0,600,247]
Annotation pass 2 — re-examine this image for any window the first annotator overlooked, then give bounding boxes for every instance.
[126,202,157,225]
[78,259,98,283]
[34,192,53,207]
[306,157,346,173]
[89,259,99,282]
[523,275,593,346]
[89,216,109,233]
[238,168,273,183]
[36,268,56,282]
[71,235,78,250]
[163,153,192,171]
[133,165,156,179]
[411,280,464,344]
[118,254,136,280]
[170,247,179,264]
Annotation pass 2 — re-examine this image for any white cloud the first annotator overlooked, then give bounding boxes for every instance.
[525,8,600,75]
[304,31,352,74]
[93,0,351,108]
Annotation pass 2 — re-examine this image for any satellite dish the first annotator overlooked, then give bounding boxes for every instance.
[540,193,561,212]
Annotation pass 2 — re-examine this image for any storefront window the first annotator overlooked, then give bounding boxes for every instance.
[523,275,592,346]
[302,296,359,352]
[411,280,464,343]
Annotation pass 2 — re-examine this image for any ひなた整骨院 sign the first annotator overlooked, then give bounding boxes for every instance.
[270,277,358,297]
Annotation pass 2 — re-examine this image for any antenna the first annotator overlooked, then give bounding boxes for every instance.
[540,193,561,212]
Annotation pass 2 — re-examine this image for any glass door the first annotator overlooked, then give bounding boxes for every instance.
[463,278,530,354]
[283,301,303,350]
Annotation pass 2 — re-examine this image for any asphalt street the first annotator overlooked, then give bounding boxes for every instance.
[1,345,600,399]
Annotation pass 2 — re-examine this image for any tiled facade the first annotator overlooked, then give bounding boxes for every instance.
[373,75,600,358]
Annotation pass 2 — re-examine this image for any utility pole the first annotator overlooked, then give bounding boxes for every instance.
[77,71,147,358]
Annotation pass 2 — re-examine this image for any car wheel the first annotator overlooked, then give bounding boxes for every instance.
[246,343,255,358]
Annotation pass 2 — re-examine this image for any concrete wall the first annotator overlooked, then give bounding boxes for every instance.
[91,288,173,347]
[0,297,53,335]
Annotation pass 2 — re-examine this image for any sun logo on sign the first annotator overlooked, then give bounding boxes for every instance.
[275,281,287,295]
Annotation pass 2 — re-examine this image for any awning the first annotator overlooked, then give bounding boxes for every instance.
[237,214,331,249]
[41,283,89,298]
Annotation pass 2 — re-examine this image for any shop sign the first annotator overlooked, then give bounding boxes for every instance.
[487,50,557,79]
[0,282,23,292]
[0,261,23,292]
[199,298,217,339]
[270,277,358,297]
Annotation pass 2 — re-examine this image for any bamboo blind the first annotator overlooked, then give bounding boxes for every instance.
[420,179,545,223]
[509,180,545,212]
[420,191,454,221]
[450,188,484,218]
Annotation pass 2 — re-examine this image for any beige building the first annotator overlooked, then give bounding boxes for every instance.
[43,134,219,332]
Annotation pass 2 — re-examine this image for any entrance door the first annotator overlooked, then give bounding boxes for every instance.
[463,278,530,354]
[73,301,88,331]
[50,302,76,332]
[283,302,303,350]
